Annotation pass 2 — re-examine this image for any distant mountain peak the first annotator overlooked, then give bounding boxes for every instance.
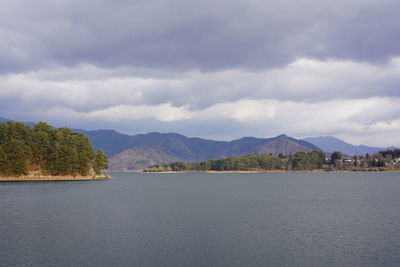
[302,136,392,156]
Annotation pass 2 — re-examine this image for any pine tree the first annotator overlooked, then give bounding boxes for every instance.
[94,149,108,175]
[0,139,30,175]
[0,121,109,177]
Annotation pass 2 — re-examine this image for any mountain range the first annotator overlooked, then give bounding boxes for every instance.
[0,117,396,170]
[77,130,321,170]
[302,136,395,157]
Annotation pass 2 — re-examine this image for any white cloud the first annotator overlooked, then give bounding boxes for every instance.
[1,57,400,109]
[45,104,191,122]
[27,96,399,146]
[193,100,277,122]
[1,58,400,146]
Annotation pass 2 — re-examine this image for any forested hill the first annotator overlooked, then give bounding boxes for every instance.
[145,151,327,172]
[0,122,108,176]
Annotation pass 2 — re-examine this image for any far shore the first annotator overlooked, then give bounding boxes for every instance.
[141,169,400,174]
[0,173,112,182]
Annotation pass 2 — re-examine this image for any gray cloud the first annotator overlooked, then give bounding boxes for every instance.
[1,0,400,147]
[1,0,400,73]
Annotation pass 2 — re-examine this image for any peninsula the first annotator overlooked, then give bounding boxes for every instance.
[0,121,110,181]
[144,150,400,173]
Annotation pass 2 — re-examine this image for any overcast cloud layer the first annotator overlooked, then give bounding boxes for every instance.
[1,0,400,146]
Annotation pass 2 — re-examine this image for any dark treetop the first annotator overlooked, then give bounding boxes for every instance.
[0,122,108,176]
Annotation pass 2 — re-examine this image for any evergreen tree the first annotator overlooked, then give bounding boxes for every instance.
[31,122,53,167]
[0,121,108,177]
[290,151,325,170]
[331,151,343,166]
[94,149,108,174]
[0,139,30,175]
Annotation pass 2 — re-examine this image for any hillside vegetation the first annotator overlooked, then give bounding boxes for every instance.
[0,122,108,176]
[145,151,326,172]
[146,149,400,172]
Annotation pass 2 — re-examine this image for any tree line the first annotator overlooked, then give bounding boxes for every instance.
[379,149,400,160]
[0,122,108,176]
[146,151,326,172]
[147,147,400,172]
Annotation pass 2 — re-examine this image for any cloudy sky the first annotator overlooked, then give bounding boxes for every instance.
[1,0,400,146]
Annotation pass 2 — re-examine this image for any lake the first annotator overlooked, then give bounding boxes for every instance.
[1,172,400,266]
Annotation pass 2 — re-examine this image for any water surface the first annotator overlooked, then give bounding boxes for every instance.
[1,172,400,266]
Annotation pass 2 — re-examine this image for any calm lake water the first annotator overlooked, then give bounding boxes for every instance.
[1,172,400,266]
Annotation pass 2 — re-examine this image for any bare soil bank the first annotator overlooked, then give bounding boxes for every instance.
[0,174,111,182]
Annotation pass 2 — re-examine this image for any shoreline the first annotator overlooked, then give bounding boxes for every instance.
[0,173,112,182]
[142,169,400,174]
